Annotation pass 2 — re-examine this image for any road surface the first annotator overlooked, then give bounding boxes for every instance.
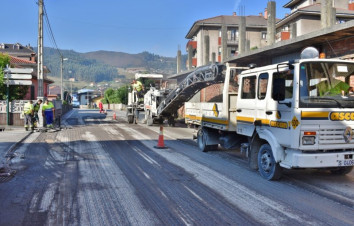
[1,109,353,225]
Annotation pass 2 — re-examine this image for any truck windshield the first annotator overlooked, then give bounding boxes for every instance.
[299,61,354,108]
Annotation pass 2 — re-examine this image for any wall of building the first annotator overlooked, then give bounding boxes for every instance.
[323,36,354,58]
[196,30,203,67]
[247,28,267,49]
[333,0,349,9]
[209,29,220,64]
[297,16,322,36]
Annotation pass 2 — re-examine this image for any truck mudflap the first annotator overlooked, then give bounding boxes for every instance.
[280,149,354,169]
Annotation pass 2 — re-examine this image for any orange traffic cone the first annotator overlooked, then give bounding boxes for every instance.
[113,112,117,120]
[154,126,167,149]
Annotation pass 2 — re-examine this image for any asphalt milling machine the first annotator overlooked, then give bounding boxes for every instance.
[126,63,225,126]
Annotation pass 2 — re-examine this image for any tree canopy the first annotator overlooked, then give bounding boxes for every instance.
[0,54,28,100]
[102,85,129,105]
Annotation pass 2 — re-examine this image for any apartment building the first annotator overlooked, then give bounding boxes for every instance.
[276,0,354,42]
[181,0,354,106]
[185,13,269,68]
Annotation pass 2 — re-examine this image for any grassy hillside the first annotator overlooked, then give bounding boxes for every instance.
[83,51,187,74]
[43,47,187,85]
[43,47,123,83]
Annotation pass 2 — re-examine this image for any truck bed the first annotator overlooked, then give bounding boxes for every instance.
[185,102,229,131]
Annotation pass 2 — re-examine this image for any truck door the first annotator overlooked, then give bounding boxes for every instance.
[255,73,269,126]
[236,75,257,136]
[265,70,294,146]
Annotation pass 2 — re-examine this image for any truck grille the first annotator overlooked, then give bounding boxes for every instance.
[318,127,354,145]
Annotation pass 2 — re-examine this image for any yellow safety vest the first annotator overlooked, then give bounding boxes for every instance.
[23,102,33,114]
[133,81,143,91]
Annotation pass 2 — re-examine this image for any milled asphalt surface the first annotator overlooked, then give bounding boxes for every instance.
[1,109,353,226]
[0,127,32,168]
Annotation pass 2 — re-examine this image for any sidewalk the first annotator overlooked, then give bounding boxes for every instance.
[0,126,33,168]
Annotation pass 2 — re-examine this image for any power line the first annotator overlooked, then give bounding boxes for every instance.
[42,2,63,58]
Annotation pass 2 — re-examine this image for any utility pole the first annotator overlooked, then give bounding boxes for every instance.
[37,0,44,98]
[60,57,68,101]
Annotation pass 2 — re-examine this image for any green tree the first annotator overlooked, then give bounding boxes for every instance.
[0,54,29,100]
[116,85,129,105]
[102,86,129,104]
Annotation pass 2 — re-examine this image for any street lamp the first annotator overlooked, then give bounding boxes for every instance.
[61,57,68,101]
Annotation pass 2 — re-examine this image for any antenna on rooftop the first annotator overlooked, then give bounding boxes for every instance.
[238,4,245,16]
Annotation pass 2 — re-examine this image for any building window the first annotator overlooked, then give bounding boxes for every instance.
[230,29,238,40]
[261,32,267,40]
[230,48,237,56]
[219,29,222,37]
[218,47,221,56]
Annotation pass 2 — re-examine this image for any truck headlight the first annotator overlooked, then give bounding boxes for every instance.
[302,136,315,145]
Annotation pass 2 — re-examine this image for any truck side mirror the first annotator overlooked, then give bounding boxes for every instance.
[272,78,286,101]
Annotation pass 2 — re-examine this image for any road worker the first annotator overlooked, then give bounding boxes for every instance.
[99,101,104,113]
[42,99,55,128]
[32,99,42,128]
[131,79,144,103]
[23,100,34,131]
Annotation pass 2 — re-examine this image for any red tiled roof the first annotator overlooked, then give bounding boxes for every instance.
[10,56,36,65]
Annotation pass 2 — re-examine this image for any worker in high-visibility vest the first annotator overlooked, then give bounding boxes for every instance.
[23,100,34,131]
[42,99,55,128]
[131,79,144,103]
[32,99,42,128]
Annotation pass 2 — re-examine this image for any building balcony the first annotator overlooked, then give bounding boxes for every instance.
[281,31,290,41]
[186,40,197,50]
[227,38,239,45]
[350,2,354,10]
[276,31,290,42]
[192,58,197,67]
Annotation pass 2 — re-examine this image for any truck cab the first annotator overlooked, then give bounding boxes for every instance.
[236,58,354,179]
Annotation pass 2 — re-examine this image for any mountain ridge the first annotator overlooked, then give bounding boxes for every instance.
[42,47,187,83]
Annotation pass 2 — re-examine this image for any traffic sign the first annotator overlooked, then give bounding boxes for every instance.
[6,68,33,74]
[6,80,32,85]
[4,74,32,80]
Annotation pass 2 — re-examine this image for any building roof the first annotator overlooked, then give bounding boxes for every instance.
[185,15,269,39]
[277,4,354,28]
[283,0,302,8]
[78,89,95,94]
[0,43,35,56]
[9,56,36,65]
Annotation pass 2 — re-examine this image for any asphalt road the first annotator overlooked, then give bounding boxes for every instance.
[1,109,353,226]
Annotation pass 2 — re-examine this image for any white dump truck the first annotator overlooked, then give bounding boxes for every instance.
[185,51,354,180]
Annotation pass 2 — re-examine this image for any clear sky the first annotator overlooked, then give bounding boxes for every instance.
[1,0,291,57]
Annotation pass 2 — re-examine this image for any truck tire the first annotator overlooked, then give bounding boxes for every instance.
[197,128,218,152]
[168,117,175,127]
[330,166,353,175]
[258,144,282,180]
[128,115,134,124]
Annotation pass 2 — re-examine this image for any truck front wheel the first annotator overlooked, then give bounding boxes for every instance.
[330,166,353,175]
[258,144,282,180]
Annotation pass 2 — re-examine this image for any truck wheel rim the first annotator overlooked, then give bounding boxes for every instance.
[260,151,272,172]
